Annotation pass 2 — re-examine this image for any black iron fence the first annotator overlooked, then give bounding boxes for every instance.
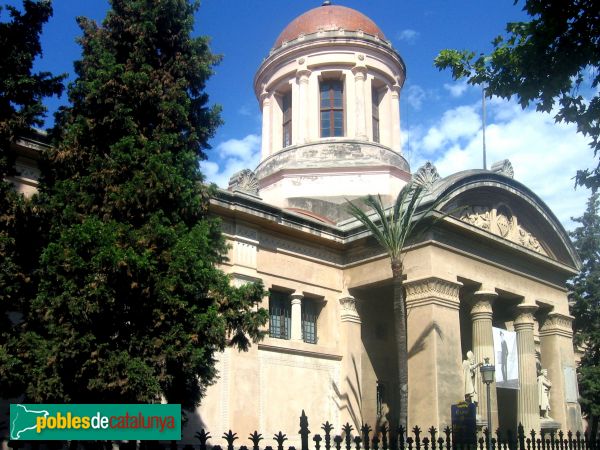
[184,412,598,450]
[2,412,598,450]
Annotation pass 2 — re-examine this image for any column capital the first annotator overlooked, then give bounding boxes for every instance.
[470,291,496,321]
[539,311,574,338]
[514,304,538,331]
[290,291,303,304]
[351,64,368,78]
[296,69,311,82]
[340,295,361,324]
[404,276,462,310]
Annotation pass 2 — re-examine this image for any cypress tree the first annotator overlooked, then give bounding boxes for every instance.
[568,193,600,437]
[8,0,267,408]
[0,0,63,395]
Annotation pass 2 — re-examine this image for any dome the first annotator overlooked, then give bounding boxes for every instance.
[273,4,386,48]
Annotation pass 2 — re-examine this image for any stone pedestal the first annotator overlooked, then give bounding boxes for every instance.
[405,277,463,429]
[470,291,499,431]
[514,304,540,433]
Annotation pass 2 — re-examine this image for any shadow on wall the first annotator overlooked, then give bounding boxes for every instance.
[332,355,362,431]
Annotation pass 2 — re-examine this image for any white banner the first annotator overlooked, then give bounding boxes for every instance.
[493,327,519,389]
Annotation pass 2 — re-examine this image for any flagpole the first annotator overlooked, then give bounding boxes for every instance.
[482,86,487,170]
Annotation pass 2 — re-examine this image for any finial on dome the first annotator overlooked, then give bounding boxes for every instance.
[322,1,332,5]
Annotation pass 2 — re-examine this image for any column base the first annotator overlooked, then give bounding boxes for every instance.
[540,418,561,432]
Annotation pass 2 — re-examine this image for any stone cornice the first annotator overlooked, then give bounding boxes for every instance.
[404,276,462,310]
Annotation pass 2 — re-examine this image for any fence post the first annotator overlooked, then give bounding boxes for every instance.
[300,411,310,450]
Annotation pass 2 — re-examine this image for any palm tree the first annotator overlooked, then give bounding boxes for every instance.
[346,181,447,429]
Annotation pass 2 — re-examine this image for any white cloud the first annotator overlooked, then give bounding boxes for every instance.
[410,99,595,229]
[405,85,426,110]
[201,134,261,188]
[443,80,470,98]
[396,29,420,44]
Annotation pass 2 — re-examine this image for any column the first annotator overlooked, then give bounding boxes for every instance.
[339,294,362,430]
[390,84,401,152]
[296,69,311,144]
[539,311,583,431]
[260,91,272,158]
[404,276,463,429]
[290,291,303,341]
[470,290,499,430]
[352,65,368,139]
[514,304,540,433]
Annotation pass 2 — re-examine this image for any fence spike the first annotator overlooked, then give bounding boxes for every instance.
[343,423,354,450]
[372,436,380,450]
[381,425,389,450]
[314,434,323,450]
[362,424,372,450]
[443,426,451,450]
[274,431,288,450]
[334,435,343,450]
[323,422,334,450]
[299,411,310,450]
[428,427,437,450]
[354,435,363,450]
[422,437,430,450]
[406,437,414,450]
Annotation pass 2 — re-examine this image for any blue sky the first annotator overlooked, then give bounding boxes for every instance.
[4,0,596,229]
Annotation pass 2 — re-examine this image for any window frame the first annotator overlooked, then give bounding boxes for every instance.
[282,91,292,148]
[320,79,345,138]
[269,291,291,340]
[301,299,318,344]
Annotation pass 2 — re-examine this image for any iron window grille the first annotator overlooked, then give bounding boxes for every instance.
[269,291,291,340]
[301,300,318,344]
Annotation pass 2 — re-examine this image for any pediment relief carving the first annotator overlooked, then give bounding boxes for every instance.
[459,204,548,256]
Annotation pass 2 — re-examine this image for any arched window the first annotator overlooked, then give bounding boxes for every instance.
[320,80,344,137]
[282,91,292,147]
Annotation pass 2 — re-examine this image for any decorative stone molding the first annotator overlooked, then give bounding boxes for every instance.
[404,276,462,310]
[490,159,515,178]
[412,161,440,190]
[539,312,574,339]
[339,295,361,323]
[228,169,260,197]
[459,204,548,256]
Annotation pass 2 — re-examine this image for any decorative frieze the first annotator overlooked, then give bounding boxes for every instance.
[490,159,515,179]
[228,169,260,197]
[459,204,548,256]
[404,277,462,310]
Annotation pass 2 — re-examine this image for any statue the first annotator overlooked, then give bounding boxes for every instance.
[463,351,482,404]
[538,369,552,419]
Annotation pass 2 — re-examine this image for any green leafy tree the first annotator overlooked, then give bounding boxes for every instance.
[568,193,600,437]
[3,0,267,409]
[0,0,63,392]
[434,0,600,190]
[346,182,446,429]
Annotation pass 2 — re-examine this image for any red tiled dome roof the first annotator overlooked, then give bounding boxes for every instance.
[274,4,386,48]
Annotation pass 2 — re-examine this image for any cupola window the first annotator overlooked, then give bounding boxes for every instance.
[372,87,380,143]
[282,91,292,148]
[320,80,344,137]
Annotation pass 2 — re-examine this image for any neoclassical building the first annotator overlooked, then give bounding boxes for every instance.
[189,2,584,444]
[7,2,584,445]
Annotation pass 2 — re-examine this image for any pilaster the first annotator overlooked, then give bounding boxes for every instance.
[352,64,368,139]
[539,311,583,431]
[296,68,311,144]
[404,276,463,429]
[470,290,499,430]
[260,91,272,158]
[514,304,540,433]
[339,294,362,430]
[390,84,401,152]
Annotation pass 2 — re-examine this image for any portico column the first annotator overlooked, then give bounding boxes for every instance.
[352,65,368,139]
[470,290,499,430]
[296,69,311,144]
[339,293,362,430]
[404,276,463,429]
[390,84,401,151]
[539,311,583,431]
[514,304,540,433]
[260,91,272,158]
[290,291,303,341]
